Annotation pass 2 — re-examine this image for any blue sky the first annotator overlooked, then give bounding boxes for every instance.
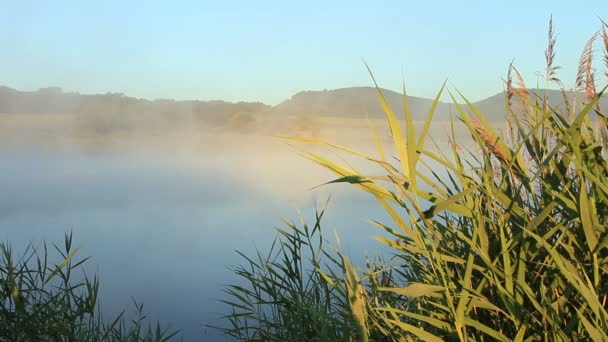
[0,0,606,104]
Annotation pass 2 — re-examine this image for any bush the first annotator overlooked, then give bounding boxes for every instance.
[217,18,608,341]
[210,202,375,341]
[0,233,181,342]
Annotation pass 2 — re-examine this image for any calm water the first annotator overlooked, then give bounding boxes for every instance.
[0,139,392,341]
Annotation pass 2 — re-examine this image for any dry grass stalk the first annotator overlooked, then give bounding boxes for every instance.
[506,65,533,126]
[506,63,514,110]
[576,33,598,93]
[469,116,509,164]
[504,63,516,144]
[544,16,569,116]
[545,16,562,86]
[511,66,530,104]
[585,55,597,102]
[602,25,608,81]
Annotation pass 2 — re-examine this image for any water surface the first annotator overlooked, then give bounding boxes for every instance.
[0,137,392,340]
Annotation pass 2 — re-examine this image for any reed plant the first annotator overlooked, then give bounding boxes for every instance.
[218,18,608,341]
[0,232,181,342]
[211,202,375,340]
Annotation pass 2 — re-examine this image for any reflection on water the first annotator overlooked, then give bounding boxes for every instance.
[0,137,396,341]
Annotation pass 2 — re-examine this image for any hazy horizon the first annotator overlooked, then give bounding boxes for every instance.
[2,1,607,105]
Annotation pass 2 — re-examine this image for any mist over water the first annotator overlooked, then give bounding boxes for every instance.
[0,133,400,340]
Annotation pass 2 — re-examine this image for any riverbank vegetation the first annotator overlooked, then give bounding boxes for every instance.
[215,18,608,341]
[0,233,181,341]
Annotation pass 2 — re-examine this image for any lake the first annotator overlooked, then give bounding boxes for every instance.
[0,134,397,340]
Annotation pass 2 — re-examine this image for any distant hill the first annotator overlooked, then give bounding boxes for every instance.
[272,87,453,120]
[1,86,607,128]
[472,88,608,120]
[0,86,270,115]
[0,86,271,131]
[273,87,608,122]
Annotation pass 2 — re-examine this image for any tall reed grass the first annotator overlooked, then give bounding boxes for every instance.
[217,18,608,341]
[211,202,364,340]
[0,233,181,341]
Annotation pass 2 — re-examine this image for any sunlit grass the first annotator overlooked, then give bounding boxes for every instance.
[216,18,608,341]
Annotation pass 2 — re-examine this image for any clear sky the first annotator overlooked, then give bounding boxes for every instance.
[1,0,606,105]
